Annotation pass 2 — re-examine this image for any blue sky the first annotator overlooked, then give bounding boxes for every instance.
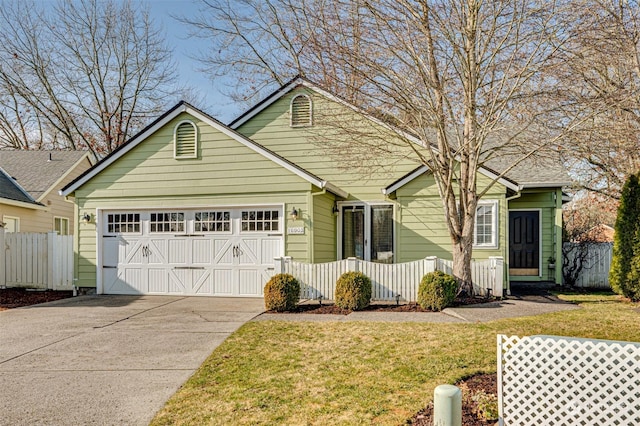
[146,0,240,122]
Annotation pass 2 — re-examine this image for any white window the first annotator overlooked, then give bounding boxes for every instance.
[195,211,231,232]
[340,203,394,263]
[290,94,312,127]
[474,200,498,248]
[106,213,141,234]
[54,217,69,235]
[3,216,19,233]
[241,210,280,232]
[150,212,185,233]
[174,120,198,159]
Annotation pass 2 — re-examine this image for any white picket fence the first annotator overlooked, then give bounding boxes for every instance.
[1,231,74,290]
[275,256,504,302]
[498,334,640,425]
[563,242,612,288]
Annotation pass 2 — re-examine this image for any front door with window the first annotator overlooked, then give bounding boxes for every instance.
[509,210,540,276]
[340,204,393,263]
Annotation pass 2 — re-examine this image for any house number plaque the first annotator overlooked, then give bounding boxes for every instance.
[287,227,305,235]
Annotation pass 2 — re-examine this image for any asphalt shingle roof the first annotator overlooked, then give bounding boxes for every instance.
[0,167,39,204]
[0,150,87,200]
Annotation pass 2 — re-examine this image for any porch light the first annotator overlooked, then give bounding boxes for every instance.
[289,207,299,220]
[332,203,339,216]
[82,213,92,224]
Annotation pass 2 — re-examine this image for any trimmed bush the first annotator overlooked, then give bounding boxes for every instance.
[417,271,458,311]
[335,271,372,310]
[610,173,640,301]
[264,273,300,312]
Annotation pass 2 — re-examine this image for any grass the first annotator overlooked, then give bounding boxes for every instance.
[151,292,640,425]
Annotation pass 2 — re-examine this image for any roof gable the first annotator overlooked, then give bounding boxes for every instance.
[230,77,553,194]
[61,101,347,198]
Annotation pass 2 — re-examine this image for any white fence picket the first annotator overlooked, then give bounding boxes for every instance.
[278,256,502,302]
[3,232,74,290]
[563,242,612,288]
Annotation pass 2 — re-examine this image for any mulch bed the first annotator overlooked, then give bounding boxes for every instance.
[0,288,73,310]
[268,296,496,315]
[409,373,498,425]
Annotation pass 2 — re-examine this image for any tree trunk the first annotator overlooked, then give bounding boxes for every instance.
[452,231,475,296]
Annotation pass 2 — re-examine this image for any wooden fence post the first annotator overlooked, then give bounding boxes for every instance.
[47,232,56,290]
[425,256,438,273]
[490,256,504,297]
[347,257,359,272]
[0,226,5,288]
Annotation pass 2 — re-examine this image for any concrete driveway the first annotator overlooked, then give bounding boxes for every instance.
[0,295,264,426]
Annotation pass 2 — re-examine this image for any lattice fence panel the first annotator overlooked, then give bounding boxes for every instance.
[498,335,640,426]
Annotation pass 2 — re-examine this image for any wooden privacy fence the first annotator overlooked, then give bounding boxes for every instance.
[0,231,74,290]
[275,256,504,302]
[498,334,640,426]
[563,242,612,288]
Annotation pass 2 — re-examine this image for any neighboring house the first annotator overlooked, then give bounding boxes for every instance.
[0,150,93,234]
[61,77,570,296]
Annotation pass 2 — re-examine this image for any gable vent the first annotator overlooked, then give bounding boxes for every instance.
[290,94,312,127]
[174,121,197,158]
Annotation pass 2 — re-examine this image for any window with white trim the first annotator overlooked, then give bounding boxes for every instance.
[195,211,231,232]
[174,120,197,158]
[474,200,498,248]
[54,217,69,235]
[290,94,312,127]
[107,213,140,234]
[241,210,279,232]
[3,216,19,233]
[150,212,185,233]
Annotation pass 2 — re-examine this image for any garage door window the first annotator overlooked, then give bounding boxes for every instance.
[195,211,231,232]
[150,212,185,232]
[242,210,279,232]
[107,213,140,234]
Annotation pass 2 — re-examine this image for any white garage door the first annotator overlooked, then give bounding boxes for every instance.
[101,208,283,296]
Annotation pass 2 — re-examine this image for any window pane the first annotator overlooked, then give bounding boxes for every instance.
[475,203,495,246]
[371,205,393,263]
[342,206,364,259]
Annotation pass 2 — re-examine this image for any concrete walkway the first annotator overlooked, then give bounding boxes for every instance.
[0,295,264,426]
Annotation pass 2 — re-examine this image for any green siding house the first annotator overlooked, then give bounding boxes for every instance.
[61,77,570,297]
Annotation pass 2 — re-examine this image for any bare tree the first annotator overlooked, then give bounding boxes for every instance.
[189,0,574,292]
[556,0,640,199]
[0,0,178,154]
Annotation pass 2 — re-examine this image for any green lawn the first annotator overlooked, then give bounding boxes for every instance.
[151,293,640,425]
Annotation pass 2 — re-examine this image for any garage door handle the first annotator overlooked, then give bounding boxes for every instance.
[173,266,206,270]
[267,233,282,236]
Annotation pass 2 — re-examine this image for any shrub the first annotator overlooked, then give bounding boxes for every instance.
[264,273,300,312]
[417,271,458,311]
[610,173,640,301]
[335,271,372,310]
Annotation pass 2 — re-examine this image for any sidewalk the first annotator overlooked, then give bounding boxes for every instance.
[253,297,579,323]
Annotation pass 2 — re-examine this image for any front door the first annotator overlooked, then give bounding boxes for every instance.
[509,211,540,276]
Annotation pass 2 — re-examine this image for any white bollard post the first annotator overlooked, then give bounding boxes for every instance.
[433,384,462,426]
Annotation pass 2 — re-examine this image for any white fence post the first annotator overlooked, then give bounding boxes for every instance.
[47,232,56,290]
[0,226,5,288]
[347,257,359,272]
[489,256,504,297]
[425,256,437,273]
